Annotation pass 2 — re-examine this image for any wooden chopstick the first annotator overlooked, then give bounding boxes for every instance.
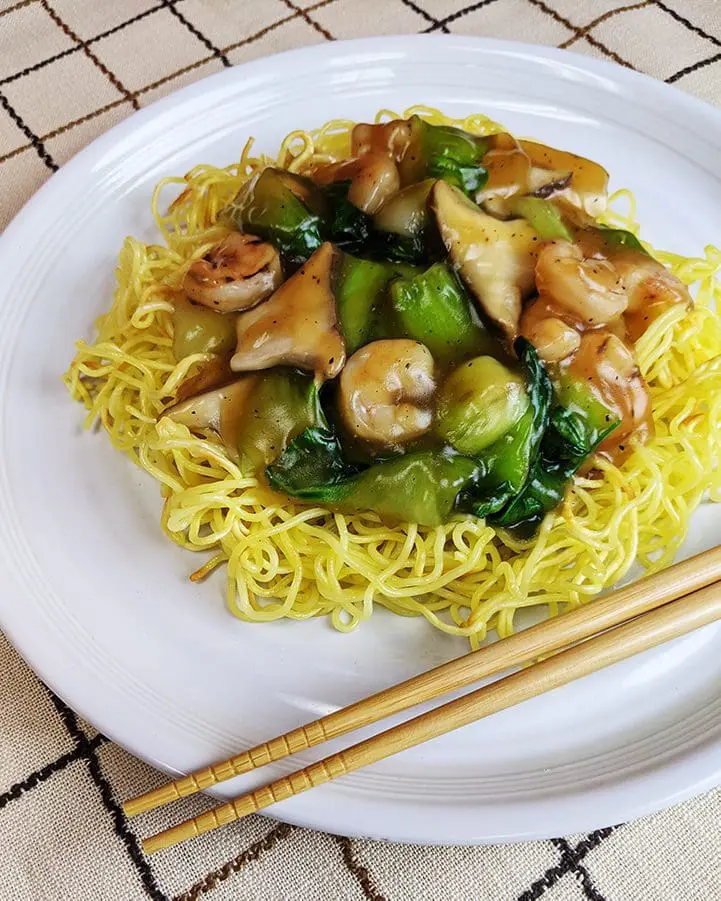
[143,578,721,852]
[125,545,721,822]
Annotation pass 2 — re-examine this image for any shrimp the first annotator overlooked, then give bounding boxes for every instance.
[312,152,400,214]
[183,232,282,313]
[351,120,412,161]
[535,240,627,327]
[612,251,692,340]
[339,340,436,447]
[570,330,653,462]
[520,303,581,363]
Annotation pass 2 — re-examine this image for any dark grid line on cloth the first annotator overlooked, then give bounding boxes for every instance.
[172,823,295,901]
[0,0,340,168]
[0,734,106,811]
[526,0,637,70]
[0,96,135,165]
[552,837,609,901]
[43,688,169,901]
[39,0,140,110]
[652,0,721,50]
[0,89,57,170]
[0,0,173,89]
[399,0,448,32]
[516,828,617,901]
[336,836,388,901]
[280,0,335,41]
[559,0,653,50]
[421,0,503,33]
[667,49,721,84]
[0,0,36,18]
[159,0,231,68]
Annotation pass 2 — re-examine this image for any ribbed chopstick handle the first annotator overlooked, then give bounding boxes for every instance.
[123,720,331,817]
[142,754,348,853]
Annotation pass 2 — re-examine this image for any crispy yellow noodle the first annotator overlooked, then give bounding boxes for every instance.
[64,107,721,648]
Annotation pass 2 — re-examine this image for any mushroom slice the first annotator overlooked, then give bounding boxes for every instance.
[431,180,539,339]
[476,134,571,218]
[476,133,531,217]
[183,232,282,313]
[230,242,346,380]
[519,140,609,218]
[174,354,233,403]
[162,375,257,450]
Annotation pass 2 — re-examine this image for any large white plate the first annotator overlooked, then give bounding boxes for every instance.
[2,36,721,844]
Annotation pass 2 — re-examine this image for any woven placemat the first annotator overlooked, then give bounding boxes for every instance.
[1,2,720,899]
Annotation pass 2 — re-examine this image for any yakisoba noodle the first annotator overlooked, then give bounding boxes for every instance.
[65,106,721,648]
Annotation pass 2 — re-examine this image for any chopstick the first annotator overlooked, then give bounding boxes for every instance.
[142,578,721,853]
[125,545,721,823]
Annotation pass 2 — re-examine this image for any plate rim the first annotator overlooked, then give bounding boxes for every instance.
[2,34,721,844]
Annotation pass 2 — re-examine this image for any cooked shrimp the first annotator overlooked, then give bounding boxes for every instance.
[339,340,437,447]
[520,304,581,363]
[535,241,627,327]
[612,251,692,340]
[312,152,400,214]
[184,233,282,313]
[351,120,412,161]
[569,330,653,463]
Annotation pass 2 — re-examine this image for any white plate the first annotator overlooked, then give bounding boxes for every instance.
[2,36,721,845]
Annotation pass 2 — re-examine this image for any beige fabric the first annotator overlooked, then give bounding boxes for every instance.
[0,1,720,898]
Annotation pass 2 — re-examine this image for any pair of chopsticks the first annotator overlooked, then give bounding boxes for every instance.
[125,545,721,853]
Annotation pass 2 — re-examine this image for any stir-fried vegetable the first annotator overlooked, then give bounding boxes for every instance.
[227,168,324,266]
[388,263,491,363]
[163,375,256,450]
[436,355,529,454]
[511,194,648,258]
[172,297,237,359]
[566,331,653,462]
[511,196,573,241]
[490,379,619,535]
[236,369,323,471]
[321,181,372,254]
[374,179,435,238]
[464,340,552,519]
[400,116,488,195]
[372,178,436,263]
[596,225,647,254]
[335,254,409,353]
[266,428,479,527]
[551,374,621,458]
[163,368,322,470]
[518,139,609,218]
